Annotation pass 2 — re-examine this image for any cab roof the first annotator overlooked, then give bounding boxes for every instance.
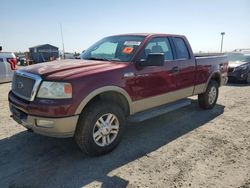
[111,33,185,38]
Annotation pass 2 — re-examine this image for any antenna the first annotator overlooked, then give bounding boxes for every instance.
[60,23,65,59]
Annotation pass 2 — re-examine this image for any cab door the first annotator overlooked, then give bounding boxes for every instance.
[132,37,177,111]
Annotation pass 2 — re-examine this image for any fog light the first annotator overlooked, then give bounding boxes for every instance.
[36,119,54,128]
[241,74,245,78]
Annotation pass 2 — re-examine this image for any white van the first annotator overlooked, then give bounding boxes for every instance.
[0,52,17,83]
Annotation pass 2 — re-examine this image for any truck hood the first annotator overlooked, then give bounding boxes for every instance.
[19,60,128,80]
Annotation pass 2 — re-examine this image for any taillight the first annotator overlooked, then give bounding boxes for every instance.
[7,58,17,70]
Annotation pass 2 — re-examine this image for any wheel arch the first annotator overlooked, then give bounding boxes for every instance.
[206,71,221,88]
[74,86,132,116]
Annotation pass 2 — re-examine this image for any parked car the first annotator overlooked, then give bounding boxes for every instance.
[9,33,228,156]
[0,52,17,83]
[227,50,250,83]
[17,56,27,66]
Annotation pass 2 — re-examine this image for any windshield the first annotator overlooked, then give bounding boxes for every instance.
[81,36,145,62]
[227,53,250,63]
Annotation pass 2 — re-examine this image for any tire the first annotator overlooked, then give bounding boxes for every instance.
[198,80,219,110]
[245,72,250,83]
[74,101,126,156]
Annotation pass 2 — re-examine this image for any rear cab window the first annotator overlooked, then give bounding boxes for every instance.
[172,37,190,60]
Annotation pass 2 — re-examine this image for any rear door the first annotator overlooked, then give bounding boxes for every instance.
[171,37,196,96]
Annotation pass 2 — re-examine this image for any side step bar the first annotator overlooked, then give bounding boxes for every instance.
[127,99,191,123]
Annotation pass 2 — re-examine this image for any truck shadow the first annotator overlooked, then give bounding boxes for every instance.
[0,100,225,188]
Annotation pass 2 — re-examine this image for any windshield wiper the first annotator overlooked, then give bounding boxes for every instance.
[86,57,110,61]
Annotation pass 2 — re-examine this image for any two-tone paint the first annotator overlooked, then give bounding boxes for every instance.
[8,33,228,137]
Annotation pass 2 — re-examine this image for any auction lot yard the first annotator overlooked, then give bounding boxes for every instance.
[0,82,250,188]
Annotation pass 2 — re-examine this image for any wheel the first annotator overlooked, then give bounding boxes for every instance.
[74,101,126,156]
[245,72,250,83]
[198,80,219,109]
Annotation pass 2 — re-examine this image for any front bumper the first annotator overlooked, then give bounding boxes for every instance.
[10,103,79,138]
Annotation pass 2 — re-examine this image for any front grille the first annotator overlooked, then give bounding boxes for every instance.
[13,75,35,99]
[12,70,42,101]
[228,67,235,73]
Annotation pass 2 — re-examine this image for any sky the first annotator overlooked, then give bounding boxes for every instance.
[0,0,250,53]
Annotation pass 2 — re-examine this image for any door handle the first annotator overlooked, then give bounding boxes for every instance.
[123,72,135,78]
[172,66,179,73]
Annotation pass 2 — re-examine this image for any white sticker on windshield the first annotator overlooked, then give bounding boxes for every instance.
[124,41,141,46]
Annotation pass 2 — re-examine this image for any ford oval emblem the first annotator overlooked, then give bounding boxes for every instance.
[17,82,24,89]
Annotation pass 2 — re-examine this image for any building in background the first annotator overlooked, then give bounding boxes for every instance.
[29,44,59,63]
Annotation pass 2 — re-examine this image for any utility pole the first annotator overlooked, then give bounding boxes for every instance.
[60,23,65,59]
[220,32,225,53]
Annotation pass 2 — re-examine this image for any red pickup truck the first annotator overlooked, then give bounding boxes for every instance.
[9,33,228,156]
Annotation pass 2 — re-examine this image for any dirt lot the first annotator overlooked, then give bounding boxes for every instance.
[0,82,249,188]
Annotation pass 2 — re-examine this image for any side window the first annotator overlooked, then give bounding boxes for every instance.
[173,37,190,59]
[141,37,173,61]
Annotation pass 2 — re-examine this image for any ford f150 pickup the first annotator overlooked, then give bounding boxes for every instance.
[9,33,228,156]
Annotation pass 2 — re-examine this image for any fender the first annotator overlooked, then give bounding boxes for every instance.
[74,86,133,115]
[205,71,222,89]
[193,71,222,95]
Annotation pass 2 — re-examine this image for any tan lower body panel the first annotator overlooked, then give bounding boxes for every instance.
[74,84,208,116]
[131,86,197,114]
[193,83,207,95]
[20,115,79,138]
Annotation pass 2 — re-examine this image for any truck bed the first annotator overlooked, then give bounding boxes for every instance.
[194,54,228,88]
[195,54,228,68]
[194,53,226,57]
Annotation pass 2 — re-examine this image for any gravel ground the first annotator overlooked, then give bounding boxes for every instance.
[0,82,249,188]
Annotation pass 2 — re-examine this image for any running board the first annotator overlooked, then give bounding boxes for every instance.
[127,99,191,123]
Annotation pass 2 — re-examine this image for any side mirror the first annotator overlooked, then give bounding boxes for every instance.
[138,53,164,67]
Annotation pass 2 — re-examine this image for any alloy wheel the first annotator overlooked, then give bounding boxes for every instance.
[208,86,217,105]
[92,113,119,147]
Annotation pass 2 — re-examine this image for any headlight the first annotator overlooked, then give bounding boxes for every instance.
[37,81,72,99]
[235,64,248,71]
